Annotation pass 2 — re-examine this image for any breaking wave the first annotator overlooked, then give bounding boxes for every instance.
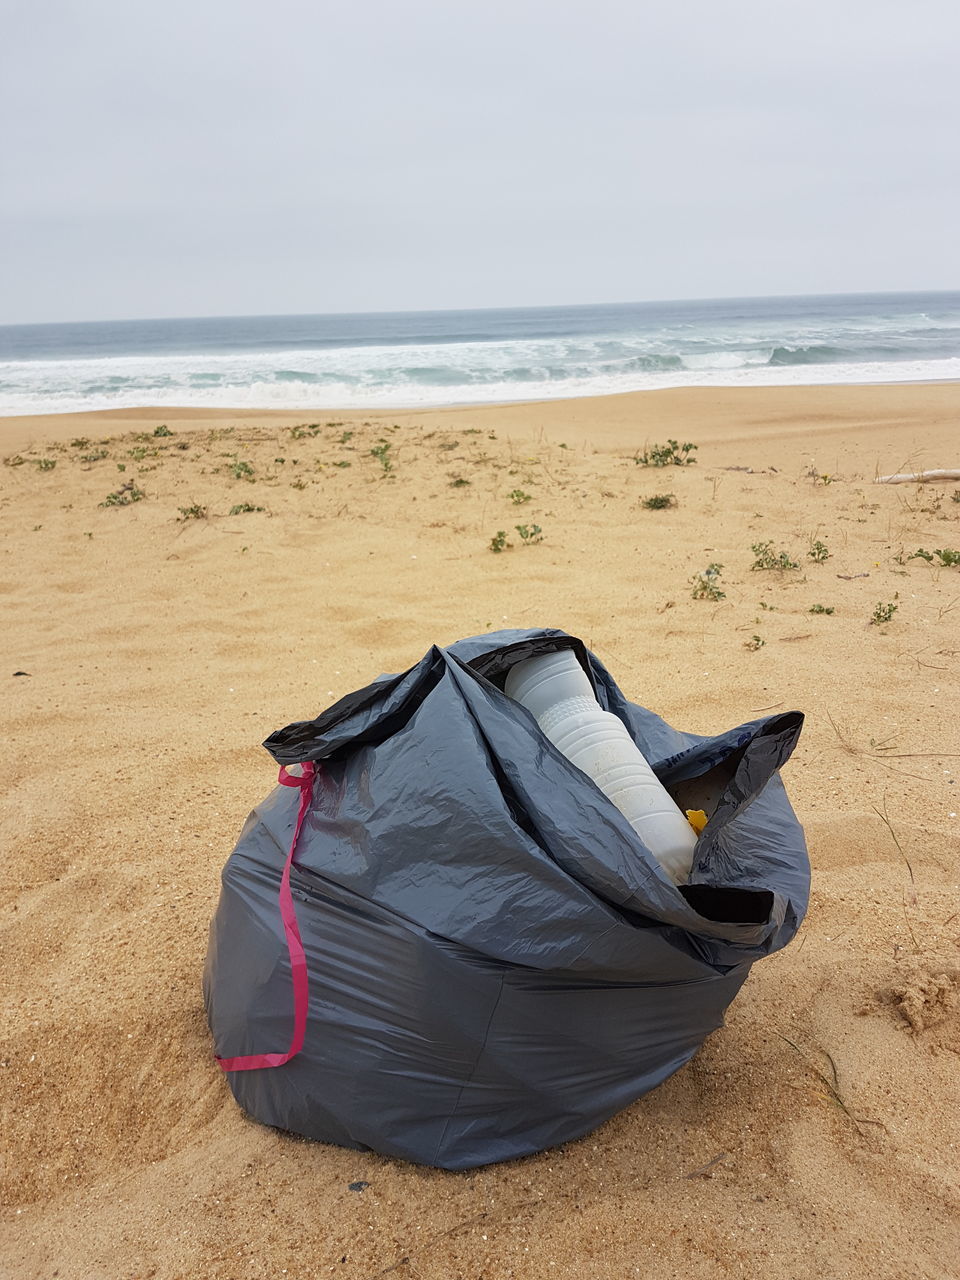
[768,344,845,365]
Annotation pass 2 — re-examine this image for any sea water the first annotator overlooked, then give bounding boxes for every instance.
[1,291,958,416]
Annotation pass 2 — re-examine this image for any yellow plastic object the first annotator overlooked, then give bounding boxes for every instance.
[686,809,708,835]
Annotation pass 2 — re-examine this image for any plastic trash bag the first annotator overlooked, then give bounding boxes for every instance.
[203,628,809,1169]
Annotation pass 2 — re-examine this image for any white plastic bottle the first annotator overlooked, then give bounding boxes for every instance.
[505,649,698,884]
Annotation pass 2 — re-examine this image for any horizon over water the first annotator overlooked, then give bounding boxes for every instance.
[1,290,959,417]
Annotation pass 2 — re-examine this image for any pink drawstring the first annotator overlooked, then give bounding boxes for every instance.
[216,761,316,1072]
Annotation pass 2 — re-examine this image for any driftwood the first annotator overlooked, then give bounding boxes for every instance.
[876,468,960,484]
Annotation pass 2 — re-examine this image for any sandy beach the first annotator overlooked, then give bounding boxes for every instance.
[2,382,959,1279]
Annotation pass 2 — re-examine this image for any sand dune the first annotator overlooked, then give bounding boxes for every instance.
[2,384,958,1279]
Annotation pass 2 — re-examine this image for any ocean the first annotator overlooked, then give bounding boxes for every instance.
[1,291,958,417]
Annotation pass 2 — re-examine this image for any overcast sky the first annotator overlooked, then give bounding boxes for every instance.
[2,0,959,324]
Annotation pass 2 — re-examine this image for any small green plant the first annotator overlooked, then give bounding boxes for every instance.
[489,530,509,553]
[290,423,322,439]
[333,460,351,468]
[508,489,532,505]
[84,531,93,539]
[80,450,108,463]
[909,547,960,567]
[290,478,307,490]
[641,493,677,509]
[758,600,777,611]
[370,442,393,473]
[153,424,172,437]
[339,430,354,444]
[70,437,91,449]
[751,541,799,571]
[177,504,207,520]
[691,563,725,600]
[809,604,835,615]
[635,439,698,467]
[99,485,145,507]
[450,476,471,488]
[229,503,264,515]
[128,446,151,461]
[745,634,765,651]
[515,523,543,544]
[230,459,254,479]
[951,490,960,503]
[871,601,898,626]
[808,539,830,562]
[36,458,57,470]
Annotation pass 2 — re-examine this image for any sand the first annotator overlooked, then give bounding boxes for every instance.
[1,384,958,1280]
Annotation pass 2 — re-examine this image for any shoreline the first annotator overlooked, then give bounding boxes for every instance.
[3,379,960,455]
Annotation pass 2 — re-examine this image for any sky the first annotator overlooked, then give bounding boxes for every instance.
[2,0,959,324]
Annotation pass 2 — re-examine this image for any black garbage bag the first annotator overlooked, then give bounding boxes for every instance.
[203,628,809,1169]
